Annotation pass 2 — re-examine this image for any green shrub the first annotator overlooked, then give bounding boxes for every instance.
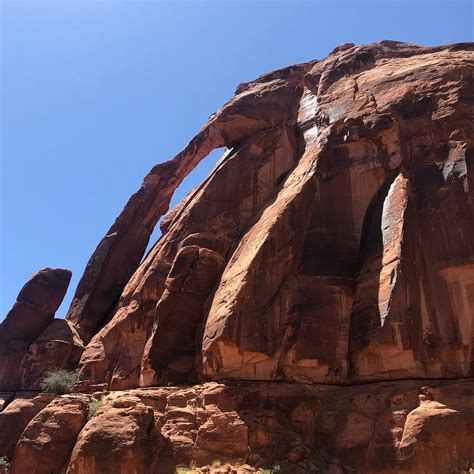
[40,369,80,395]
[86,400,102,420]
[0,455,10,471]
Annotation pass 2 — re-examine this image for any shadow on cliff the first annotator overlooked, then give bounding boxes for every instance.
[348,167,400,375]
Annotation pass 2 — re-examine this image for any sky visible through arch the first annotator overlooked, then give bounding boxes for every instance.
[1,0,473,319]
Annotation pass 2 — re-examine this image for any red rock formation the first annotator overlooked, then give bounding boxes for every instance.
[72,41,474,391]
[19,319,84,390]
[67,394,161,473]
[1,41,473,473]
[0,268,75,391]
[65,72,304,343]
[10,395,89,474]
[0,393,54,459]
[0,268,71,344]
[2,380,474,473]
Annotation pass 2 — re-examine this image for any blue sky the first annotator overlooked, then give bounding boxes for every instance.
[1,0,473,319]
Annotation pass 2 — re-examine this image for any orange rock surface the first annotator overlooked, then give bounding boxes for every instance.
[2,381,474,473]
[0,41,473,473]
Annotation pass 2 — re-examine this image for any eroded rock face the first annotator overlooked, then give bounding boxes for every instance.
[1,41,473,473]
[0,268,75,391]
[10,395,89,474]
[0,393,54,459]
[3,380,474,473]
[71,41,474,389]
[19,319,84,390]
[67,395,161,474]
[65,73,304,344]
[0,268,71,345]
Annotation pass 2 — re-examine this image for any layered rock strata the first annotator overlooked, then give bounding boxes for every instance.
[2,380,474,473]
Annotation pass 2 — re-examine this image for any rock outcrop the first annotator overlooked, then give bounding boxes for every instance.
[75,40,474,390]
[3,381,474,473]
[0,268,71,345]
[0,41,473,473]
[10,395,90,474]
[0,393,54,459]
[0,268,83,391]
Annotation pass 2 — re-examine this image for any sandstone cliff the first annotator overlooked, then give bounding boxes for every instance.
[0,41,473,473]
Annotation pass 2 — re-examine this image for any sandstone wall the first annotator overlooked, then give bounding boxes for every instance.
[1,41,473,473]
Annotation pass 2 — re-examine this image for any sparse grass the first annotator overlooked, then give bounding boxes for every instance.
[86,400,102,420]
[211,460,222,468]
[0,455,10,471]
[40,369,80,395]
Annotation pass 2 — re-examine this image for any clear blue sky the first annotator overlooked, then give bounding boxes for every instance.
[1,0,473,319]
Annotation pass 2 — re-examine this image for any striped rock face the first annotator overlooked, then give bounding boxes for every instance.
[69,41,474,390]
[1,41,473,474]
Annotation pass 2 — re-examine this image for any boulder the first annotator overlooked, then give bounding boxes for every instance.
[0,393,54,459]
[67,394,161,473]
[10,395,89,474]
[20,319,84,390]
[0,268,72,391]
[0,268,71,344]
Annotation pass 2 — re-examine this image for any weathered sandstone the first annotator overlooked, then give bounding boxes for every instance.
[73,41,474,390]
[0,393,54,459]
[0,41,473,473]
[2,380,474,473]
[67,394,160,473]
[65,72,303,343]
[19,319,84,390]
[0,268,75,391]
[0,268,71,344]
[10,395,89,474]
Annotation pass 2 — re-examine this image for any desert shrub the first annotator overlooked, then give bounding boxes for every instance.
[86,400,102,420]
[0,455,10,471]
[40,369,80,395]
